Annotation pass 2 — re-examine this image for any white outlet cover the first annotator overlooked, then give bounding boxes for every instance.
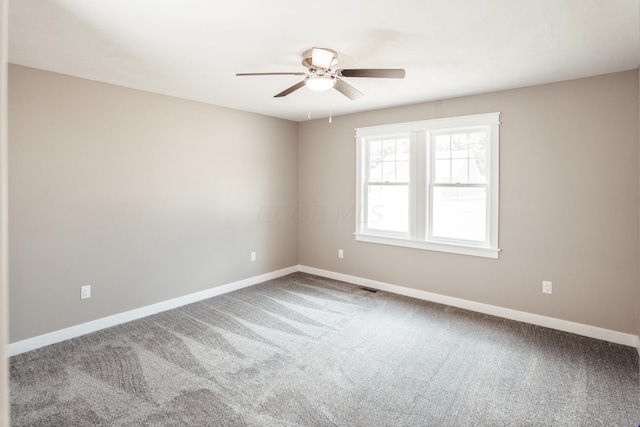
[542,281,552,294]
[81,285,91,299]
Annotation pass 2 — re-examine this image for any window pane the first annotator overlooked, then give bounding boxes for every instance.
[367,185,409,233]
[435,135,450,159]
[433,130,488,184]
[396,139,410,160]
[451,133,469,158]
[382,161,397,181]
[383,140,396,162]
[368,137,410,183]
[435,159,451,183]
[469,132,486,154]
[451,159,468,183]
[432,186,486,242]
[469,132,487,184]
[369,162,382,182]
[369,140,383,182]
[396,160,409,182]
[470,157,486,183]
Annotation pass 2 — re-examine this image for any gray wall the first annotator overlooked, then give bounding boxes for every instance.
[298,70,639,335]
[0,0,8,422]
[8,65,640,344]
[8,65,299,342]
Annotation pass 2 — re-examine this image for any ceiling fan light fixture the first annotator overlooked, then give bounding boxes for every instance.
[237,47,405,100]
[305,75,335,92]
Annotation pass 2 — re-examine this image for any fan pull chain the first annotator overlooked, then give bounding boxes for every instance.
[329,108,332,124]
[308,111,311,120]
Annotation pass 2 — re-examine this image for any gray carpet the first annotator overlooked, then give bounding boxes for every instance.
[10,272,640,426]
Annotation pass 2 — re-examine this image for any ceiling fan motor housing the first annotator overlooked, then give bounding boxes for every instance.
[302,48,338,70]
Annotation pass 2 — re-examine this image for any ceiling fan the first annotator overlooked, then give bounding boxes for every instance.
[236,47,405,100]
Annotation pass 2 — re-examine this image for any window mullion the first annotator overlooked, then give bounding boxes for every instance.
[427,130,436,242]
[413,131,426,240]
[488,122,500,249]
[361,138,369,232]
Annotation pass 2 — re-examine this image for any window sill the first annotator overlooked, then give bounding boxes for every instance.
[354,233,500,259]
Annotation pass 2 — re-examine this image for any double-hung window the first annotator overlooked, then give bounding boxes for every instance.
[355,113,500,258]
[362,135,411,237]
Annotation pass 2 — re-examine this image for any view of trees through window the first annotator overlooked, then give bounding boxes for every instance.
[356,112,499,257]
[432,130,488,242]
[434,131,486,184]
[366,137,410,233]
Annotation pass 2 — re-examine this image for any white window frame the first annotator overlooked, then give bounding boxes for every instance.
[355,112,500,259]
[360,133,413,239]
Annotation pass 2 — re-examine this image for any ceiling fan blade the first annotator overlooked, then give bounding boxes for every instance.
[311,47,336,70]
[236,72,306,76]
[334,78,364,100]
[274,80,306,98]
[338,69,406,79]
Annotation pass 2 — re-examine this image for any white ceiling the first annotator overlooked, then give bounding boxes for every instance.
[9,0,640,122]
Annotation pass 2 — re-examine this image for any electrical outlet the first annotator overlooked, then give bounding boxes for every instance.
[81,285,91,300]
[542,281,552,294]
[251,251,256,261]
[338,249,344,259]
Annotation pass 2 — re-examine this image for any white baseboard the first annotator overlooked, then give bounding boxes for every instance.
[8,266,298,357]
[9,264,638,356]
[299,265,638,348]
